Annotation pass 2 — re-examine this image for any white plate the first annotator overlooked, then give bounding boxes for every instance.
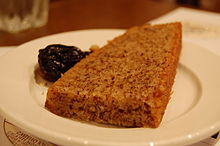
[0,29,220,146]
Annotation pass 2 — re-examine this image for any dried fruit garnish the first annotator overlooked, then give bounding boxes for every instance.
[38,44,90,81]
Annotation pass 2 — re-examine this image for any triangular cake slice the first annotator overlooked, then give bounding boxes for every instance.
[45,22,182,128]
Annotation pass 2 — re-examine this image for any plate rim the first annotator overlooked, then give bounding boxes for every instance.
[0,29,220,146]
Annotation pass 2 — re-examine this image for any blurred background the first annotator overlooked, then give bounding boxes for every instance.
[1,0,220,46]
[153,0,220,11]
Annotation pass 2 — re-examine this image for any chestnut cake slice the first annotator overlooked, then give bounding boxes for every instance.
[45,22,182,128]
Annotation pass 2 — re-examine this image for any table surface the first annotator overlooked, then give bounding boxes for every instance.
[0,0,219,46]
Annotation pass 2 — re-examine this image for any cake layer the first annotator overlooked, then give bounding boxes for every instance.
[45,22,182,128]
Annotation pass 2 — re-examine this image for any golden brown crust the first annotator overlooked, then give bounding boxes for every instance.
[45,22,182,128]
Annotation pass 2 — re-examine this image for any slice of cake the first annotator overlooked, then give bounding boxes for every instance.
[45,22,182,128]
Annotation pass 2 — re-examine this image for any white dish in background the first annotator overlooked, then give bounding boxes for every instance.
[0,29,220,146]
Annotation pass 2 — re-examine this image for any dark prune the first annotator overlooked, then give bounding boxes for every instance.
[38,44,90,81]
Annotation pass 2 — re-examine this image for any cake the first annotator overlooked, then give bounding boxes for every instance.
[45,22,182,128]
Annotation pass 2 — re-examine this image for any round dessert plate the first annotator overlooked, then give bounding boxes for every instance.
[0,29,220,146]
